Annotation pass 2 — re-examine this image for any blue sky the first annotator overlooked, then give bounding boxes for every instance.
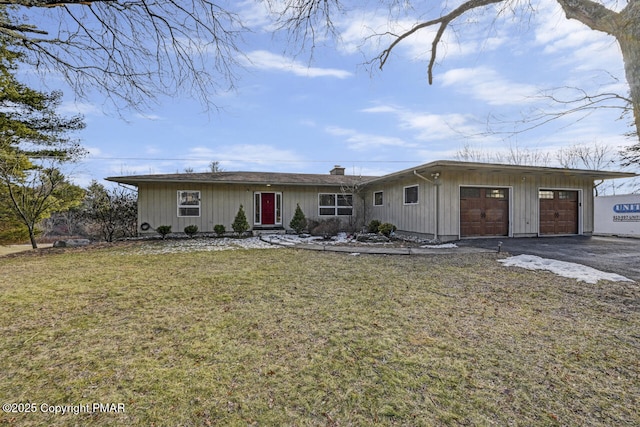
[30,0,633,187]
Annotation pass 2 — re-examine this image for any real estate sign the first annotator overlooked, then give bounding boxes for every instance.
[594,194,640,237]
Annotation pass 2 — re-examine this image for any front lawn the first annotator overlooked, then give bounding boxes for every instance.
[1,243,638,426]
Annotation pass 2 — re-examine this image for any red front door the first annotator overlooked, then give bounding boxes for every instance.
[261,193,275,225]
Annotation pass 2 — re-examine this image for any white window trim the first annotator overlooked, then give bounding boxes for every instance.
[373,191,384,206]
[177,190,201,217]
[318,193,353,216]
[403,185,419,205]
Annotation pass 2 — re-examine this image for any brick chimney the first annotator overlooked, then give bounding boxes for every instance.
[330,165,345,175]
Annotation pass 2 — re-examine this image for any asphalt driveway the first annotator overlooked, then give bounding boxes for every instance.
[457,235,640,282]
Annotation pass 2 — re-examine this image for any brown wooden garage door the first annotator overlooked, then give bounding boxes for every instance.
[460,187,509,237]
[539,190,579,235]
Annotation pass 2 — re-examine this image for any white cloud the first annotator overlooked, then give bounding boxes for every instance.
[325,126,414,151]
[360,105,398,114]
[84,146,103,157]
[186,144,306,170]
[361,104,485,141]
[440,67,539,106]
[134,113,164,121]
[534,0,623,73]
[400,111,479,140]
[337,12,415,55]
[59,101,102,116]
[236,0,275,30]
[242,50,352,79]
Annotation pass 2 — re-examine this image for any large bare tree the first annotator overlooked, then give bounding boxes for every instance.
[0,1,245,110]
[3,0,639,157]
[272,0,640,147]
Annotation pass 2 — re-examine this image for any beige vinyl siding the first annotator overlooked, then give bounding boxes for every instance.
[364,169,595,241]
[439,171,594,239]
[137,182,364,234]
[136,166,597,238]
[366,177,436,237]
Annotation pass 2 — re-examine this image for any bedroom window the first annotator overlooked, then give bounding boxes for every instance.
[178,191,200,217]
[319,193,353,216]
[374,191,383,206]
[404,185,419,205]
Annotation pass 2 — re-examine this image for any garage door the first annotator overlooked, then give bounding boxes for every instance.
[539,190,579,235]
[460,187,509,237]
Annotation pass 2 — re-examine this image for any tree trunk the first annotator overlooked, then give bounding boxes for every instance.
[28,228,38,249]
[557,0,640,136]
[618,22,640,137]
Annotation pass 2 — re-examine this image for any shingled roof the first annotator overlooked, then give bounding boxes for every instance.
[106,160,635,187]
[106,171,376,187]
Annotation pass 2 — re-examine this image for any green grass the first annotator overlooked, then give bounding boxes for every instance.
[1,243,639,426]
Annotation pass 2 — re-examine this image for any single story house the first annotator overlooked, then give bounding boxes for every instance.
[106,161,634,242]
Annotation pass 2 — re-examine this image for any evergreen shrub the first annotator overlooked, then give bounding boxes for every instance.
[289,204,307,234]
[156,225,172,239]
[232,205,250,236]
[213,224,226,237]
[184,225,198,238]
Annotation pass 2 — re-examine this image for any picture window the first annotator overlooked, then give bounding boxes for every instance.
[319,193,353,216]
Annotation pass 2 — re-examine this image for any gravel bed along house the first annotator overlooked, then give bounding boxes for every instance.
[126,236,281,255]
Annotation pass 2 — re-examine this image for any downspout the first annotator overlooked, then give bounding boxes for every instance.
[413,171,441,242]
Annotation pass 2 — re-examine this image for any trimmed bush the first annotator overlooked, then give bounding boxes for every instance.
[289,204,307,234]
[367,219,382,233]
[232,205,250,236]
[213,224,226,237]
[378,222,397,238]
[184,225,198,238]
[156,225,172,239]
[307,218,340,238]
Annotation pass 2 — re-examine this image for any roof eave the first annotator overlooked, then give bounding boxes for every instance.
[105,176,369,187]
[361,160,636,185]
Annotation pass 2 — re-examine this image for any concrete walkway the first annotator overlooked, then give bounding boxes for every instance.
[269,240,493,255]
[0,243,53,257]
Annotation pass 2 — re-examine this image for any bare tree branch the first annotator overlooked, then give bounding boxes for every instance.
[377,0,503,84]
[1,1,247,111]
[268,0,343,52]
[484,85,633,137]
[272,0,640,150]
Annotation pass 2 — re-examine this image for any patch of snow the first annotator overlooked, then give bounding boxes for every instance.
[420,243,458,249]
[260,234,324,246]
[129,237,281,254]
[334,232,350,243]
[262,233,357,246]
[499,254,633,284]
